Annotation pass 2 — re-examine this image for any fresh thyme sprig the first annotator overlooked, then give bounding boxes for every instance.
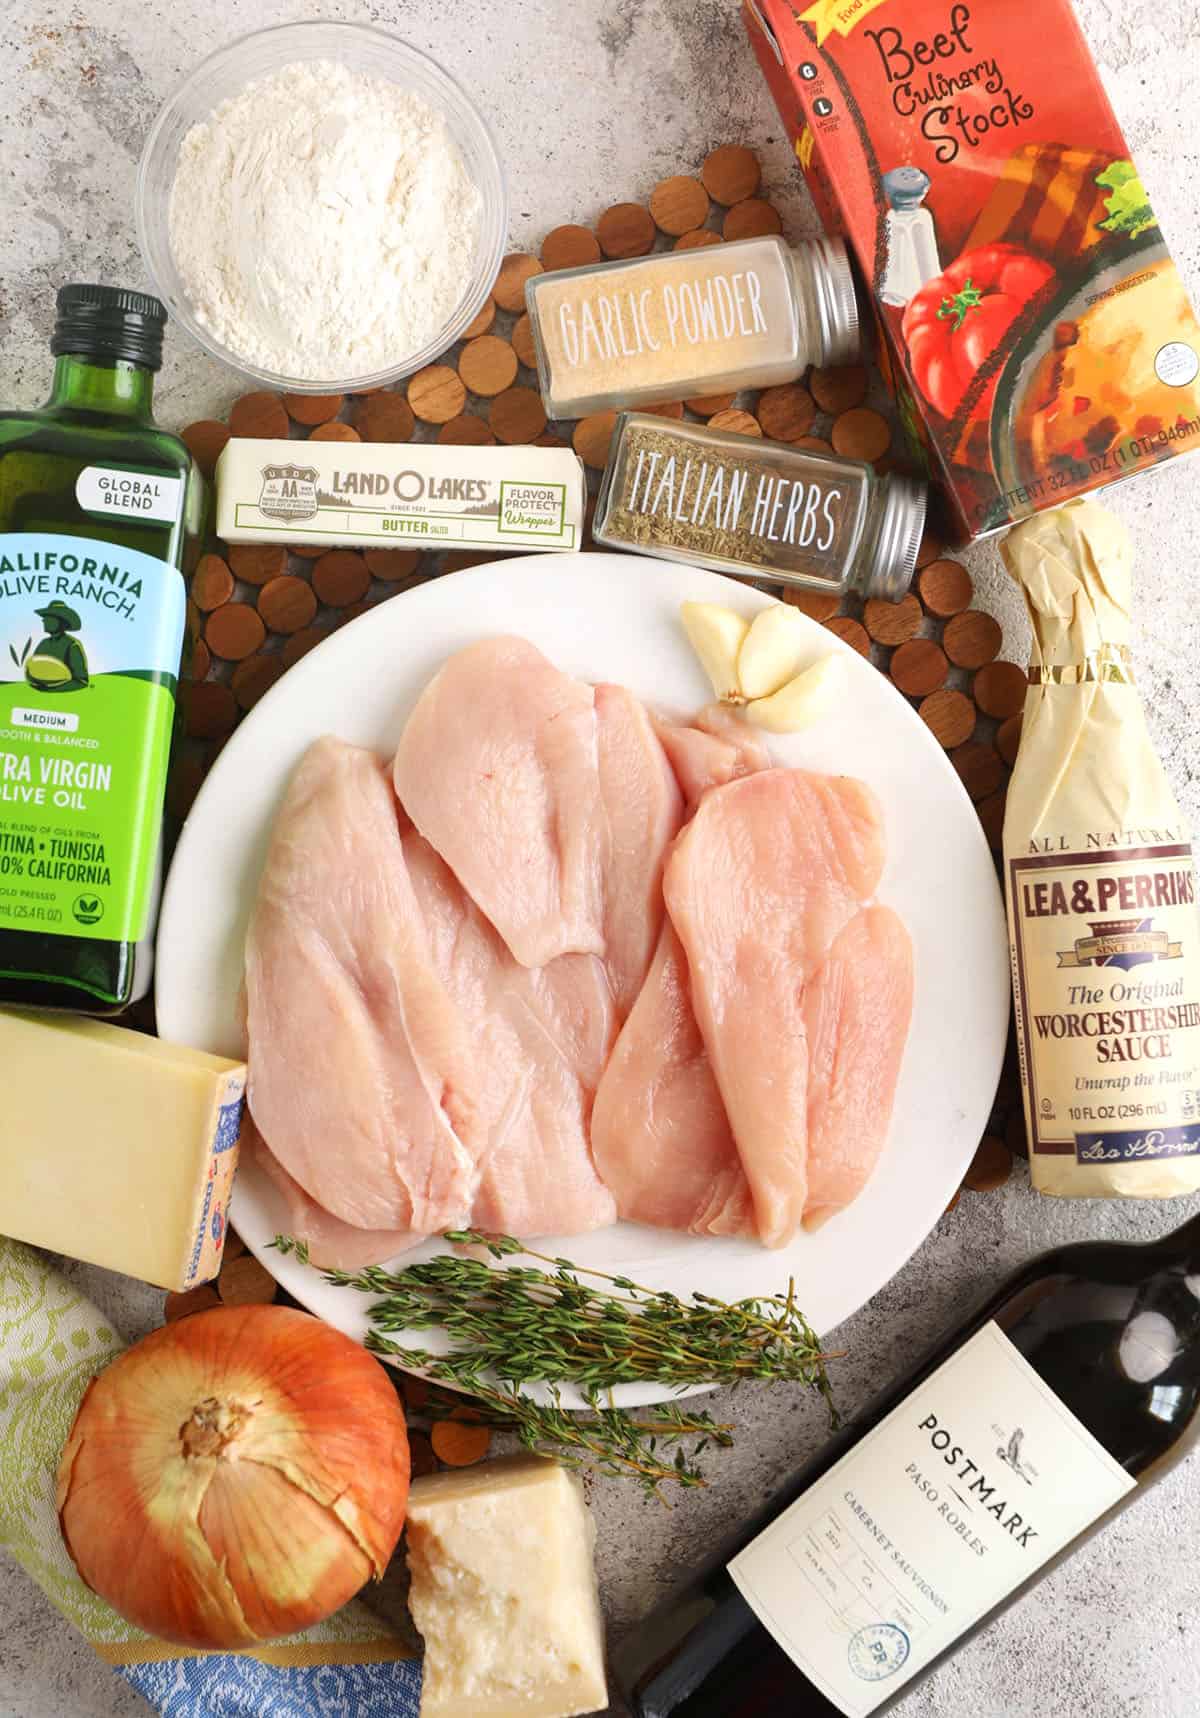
[270,1228,837,1497]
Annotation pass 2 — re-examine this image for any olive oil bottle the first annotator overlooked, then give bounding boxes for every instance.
[0,285,201,1012]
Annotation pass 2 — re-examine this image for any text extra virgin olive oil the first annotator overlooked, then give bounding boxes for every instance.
[616,1216,1200,1715]
[0,286,201,1012]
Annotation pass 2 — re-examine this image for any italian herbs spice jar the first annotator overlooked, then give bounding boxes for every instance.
[593,413,927,597]
[525,235,860,419]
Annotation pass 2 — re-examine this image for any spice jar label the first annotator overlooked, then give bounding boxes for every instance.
[0,532,185,943]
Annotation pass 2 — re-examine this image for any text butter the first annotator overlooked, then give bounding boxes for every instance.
[215,440,587,553]
[0,1010,245,1291]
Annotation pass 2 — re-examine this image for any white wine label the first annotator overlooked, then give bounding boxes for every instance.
[1008,843,1200,1177]
[727,1322,1135,1717]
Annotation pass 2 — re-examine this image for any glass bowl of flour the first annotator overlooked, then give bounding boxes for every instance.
[136,21,507,392]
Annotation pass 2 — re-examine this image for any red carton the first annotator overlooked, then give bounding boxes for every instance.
[744,0,1200,541]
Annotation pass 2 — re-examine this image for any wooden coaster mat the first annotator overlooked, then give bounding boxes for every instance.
[168,144,1025,1353]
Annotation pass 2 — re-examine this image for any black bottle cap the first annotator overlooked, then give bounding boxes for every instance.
[51,284,168,371]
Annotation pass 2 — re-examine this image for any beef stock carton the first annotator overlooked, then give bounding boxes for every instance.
[744,0,1200,542]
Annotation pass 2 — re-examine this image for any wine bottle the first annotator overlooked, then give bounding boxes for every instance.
[615,1215,1200,1717]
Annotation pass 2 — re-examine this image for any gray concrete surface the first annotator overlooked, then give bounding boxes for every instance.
[1,1,1199,1715]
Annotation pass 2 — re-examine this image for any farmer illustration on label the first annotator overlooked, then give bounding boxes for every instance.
[24,600,90,693]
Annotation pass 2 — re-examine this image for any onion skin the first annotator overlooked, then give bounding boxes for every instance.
[56,1304,410,1648]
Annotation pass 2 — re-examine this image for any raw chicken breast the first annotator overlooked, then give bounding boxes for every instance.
[592,921,754,1237]
[402,827,618,1237]
[654,706,770,808]
[393,638,606,967]
[802,906,914,1231]
[245,738,481,1234]
[595,683,684,1017]
[249,1122,421,1271]
[664,768,889,1247]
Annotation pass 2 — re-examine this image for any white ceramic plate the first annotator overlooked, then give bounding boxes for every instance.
[156,552,1010,1406]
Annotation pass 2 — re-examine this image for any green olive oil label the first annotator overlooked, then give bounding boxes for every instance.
[0,532,185,942]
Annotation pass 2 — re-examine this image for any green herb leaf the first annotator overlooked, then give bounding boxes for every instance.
[1096,160,1156,240]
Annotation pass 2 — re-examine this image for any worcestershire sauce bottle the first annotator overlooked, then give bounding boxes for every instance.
[0,286,199,1012]
[616,1215,1200,1715]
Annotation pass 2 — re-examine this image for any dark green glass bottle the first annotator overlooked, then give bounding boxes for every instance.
[0,285,201,1013]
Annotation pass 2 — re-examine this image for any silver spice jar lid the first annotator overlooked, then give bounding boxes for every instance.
[866,474,927,599]
[809,236,861,368]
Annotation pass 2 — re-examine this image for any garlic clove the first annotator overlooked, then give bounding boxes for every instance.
[680,602,750,703]
[744,653,845,733]
[736,603,813,700]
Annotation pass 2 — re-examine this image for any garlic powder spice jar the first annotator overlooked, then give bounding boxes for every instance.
[525,235,860,419]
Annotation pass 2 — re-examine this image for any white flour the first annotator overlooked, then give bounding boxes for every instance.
[168,60,483,382]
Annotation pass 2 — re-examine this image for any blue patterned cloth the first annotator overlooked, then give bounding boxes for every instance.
[0,1237,423,1718]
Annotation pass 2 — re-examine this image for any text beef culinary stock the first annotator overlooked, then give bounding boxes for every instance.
[744,0,1200,542]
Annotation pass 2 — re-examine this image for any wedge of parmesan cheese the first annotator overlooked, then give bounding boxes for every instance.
[406,1455,608,1717]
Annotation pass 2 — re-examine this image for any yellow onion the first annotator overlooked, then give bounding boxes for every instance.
[57,1303,410,1648]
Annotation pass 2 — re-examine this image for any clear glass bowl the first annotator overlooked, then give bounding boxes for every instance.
[135,21,508,394]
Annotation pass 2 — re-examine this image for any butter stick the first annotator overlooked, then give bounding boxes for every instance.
[0,1009,245,1290]
[215,439,587,553]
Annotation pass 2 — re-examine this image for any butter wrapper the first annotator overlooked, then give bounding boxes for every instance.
[216,438,586,552]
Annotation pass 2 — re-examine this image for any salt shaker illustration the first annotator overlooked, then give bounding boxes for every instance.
[881,167,941,307]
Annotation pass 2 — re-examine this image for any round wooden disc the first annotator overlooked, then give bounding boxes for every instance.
[915,529,944,570]
[825,615,871,655]
[831,407,892,462]
[511,314,538,370]
[185,680,237,740]
[192,553,234,613]
[206,602,266,662]
[364,547,423,583]
[540,224,602,271]
[649,174,710,236]
[996,714,1023,768]
[890,638,948,697]
[461,297,496,338]
[757,383,816,442]
[974,661,1028,720]
[918,687,976,749]
[189,638,211,683]
[963,1133,1012,1192]
[229,392,289,440]
[708,408,761,438]
[597,202,657,259]
[675,229,722,251]
[917,558,973,617]
[258,574,318,635]
[218,1253,278,1305]
[354,392,415,442]
[282,392,344,426]
[227,544,287,587]
[231,653,285,711]
[287,544,322,558]
[186,597,202,641]
[165,1285,221,1322]
[722,199,783,241]
[684,391,736,417]
[407,365,467,424]
[309,421,361,442]
[642,400,686,419]
[438,413,496,446]
[313,550,371,608]
[493,252,544,312]
[181,419,231,477]
[701,144,761,205]
[781,588,840,622]
[573,410,619,469]
[944,609,1002,670]
[863,592,921,646]
[793,434,834,456]
[976,787,1008,851]
[809,365,869,415]
[281,625,331,669]
[951,740,1005,802]
[457,335,518,398]
[489,386,548,445]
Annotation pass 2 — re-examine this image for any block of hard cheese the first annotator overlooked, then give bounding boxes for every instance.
[0,1009,245,1291]
[406,1455,608,1718]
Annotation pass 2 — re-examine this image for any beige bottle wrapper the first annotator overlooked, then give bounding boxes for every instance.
[1001,500,1200,1199]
